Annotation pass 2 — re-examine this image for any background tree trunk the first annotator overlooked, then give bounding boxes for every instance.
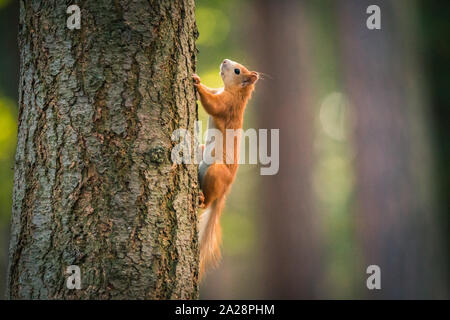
[338,0,448,298]
[0,0,20,298]
[7,0,199,299]
[250,0,323,299]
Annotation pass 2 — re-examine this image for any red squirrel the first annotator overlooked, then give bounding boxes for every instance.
[193,59,259,278]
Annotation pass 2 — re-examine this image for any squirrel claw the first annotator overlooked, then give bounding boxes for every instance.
[192,74,201,85]
[198,191,205,208]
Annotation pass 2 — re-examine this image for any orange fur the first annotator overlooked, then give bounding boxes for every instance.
[193,59,258,279]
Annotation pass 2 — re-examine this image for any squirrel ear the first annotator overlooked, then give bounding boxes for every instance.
[242,72,258,87]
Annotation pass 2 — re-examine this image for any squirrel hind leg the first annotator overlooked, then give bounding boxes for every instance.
[201,163,231,208]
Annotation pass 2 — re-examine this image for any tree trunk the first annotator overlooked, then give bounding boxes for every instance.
[250,0,323,299]
[338,0,448,298]
[7,0,199,299]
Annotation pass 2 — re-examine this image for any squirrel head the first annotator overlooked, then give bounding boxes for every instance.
[220,59,259,92]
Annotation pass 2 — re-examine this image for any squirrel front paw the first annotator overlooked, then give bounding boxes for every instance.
[192,74,201,86]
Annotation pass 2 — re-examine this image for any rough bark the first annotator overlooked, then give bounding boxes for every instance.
[7,0,199,299]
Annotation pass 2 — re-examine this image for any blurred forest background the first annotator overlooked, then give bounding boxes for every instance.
[0,0,449,298]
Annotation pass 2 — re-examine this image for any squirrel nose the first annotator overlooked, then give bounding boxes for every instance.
[223,59,229,64]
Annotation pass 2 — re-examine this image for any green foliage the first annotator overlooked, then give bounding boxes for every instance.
[196,7,230,47]
[0,0,11,10]
[0,94,16,222]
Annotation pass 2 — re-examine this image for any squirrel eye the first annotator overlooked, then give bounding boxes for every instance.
[234,68,240,75]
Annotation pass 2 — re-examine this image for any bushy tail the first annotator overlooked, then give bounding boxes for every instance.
[199,196,226,279]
